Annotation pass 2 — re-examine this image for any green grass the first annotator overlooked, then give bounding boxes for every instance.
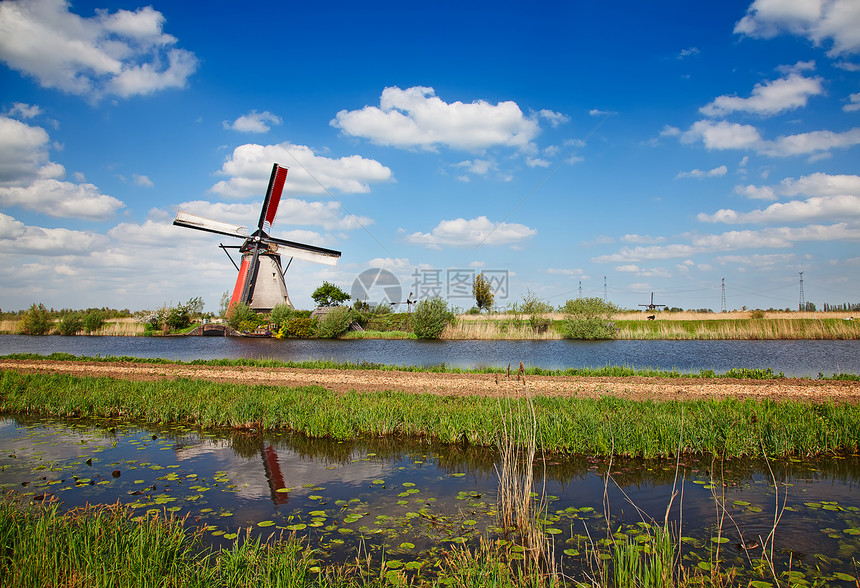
[0,495,560,588]
[7,352,857,380]
[2,370,858,457]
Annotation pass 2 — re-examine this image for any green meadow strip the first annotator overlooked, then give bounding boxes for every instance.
[6,352,857,380]
[2,371,858,457]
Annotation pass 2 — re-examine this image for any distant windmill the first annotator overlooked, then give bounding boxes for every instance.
[638,292,667,312]
[173,163,341,312]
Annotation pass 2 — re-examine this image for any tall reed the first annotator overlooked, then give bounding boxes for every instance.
[495,382,552,576]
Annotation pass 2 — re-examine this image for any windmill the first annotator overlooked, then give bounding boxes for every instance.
[639,292,667,312]
[173,163,341,312]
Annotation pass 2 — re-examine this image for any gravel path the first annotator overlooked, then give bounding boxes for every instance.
[2,359,858,403]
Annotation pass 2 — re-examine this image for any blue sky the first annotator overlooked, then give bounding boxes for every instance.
[1,0,859,313]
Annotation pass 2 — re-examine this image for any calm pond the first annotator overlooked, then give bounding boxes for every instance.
[2,335,859,376]
[3,415,859,584]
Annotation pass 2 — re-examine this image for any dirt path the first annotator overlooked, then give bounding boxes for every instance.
[2,359,858,404]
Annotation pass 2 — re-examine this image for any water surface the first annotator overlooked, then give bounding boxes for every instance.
[3,415,859,584]
[2,335,858,376]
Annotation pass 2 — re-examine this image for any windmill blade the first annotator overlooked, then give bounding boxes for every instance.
[174,211,248,239]
[265,235,341,266]
[258,163,288,234]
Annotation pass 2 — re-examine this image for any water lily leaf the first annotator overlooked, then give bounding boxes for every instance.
[833,573,856,582]
[711,537,729,544]
[563,548,580,556]
[287,523,307,531]
[732,500,751,506]
[257,520,275,527]
[749,581,773,588]
[546,528,562,535]
[399,542,415,550]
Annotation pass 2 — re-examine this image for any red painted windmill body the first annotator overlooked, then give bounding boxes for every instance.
[173,164,341,312]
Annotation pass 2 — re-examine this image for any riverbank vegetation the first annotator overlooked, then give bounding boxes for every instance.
[3,296,859,339]
[1,370,858,457]
[0,492,776,588]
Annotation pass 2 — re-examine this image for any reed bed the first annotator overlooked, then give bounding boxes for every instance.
[0,318,146,336]
[2,371,858,457]
[615,317,860,340]
[445,315,860,340]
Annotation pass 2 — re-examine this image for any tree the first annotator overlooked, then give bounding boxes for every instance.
[412,297,454,339]
[312,281,350,307]
[472,274,494,312]
[520,289,553,315]
[56,312,83,336]
[82,309,107,334]
[19,303,51,335]
[218,292,230,317]
[559,297,619,340]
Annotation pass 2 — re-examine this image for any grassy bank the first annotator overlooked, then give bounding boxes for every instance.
[2,370,858,456]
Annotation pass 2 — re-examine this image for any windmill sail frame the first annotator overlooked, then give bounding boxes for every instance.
[173,163,341,312]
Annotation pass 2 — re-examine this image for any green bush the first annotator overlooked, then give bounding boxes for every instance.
[559,297,619,340]
[749,309,766,319]
[315,307,352,339]
[18,303,51,335]
[226,302,258,331]
[82,310,107,334]
[270,303,294,329]
[56,313,83,336]
[283,317,315,338]
[412,297,454,339]
[529,315,551,333]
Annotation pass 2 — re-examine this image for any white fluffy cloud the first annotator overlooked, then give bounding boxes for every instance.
[0,179,124,220]
[678,119,860,157]
[681,120,763,150]
[0,0,197,99]
[210,142,393,198]
[331,86,541,152]
[845,92,860,112]
[404,216,536,249]
[676,165,728,179]
[593,224,860,262]
[0,211,108,253]
[224,111,283,133]
[735,184,778,200]
[699,73,823,117]
[0,116,123,219]
[699,194,860,224]
[735,0,860,55]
